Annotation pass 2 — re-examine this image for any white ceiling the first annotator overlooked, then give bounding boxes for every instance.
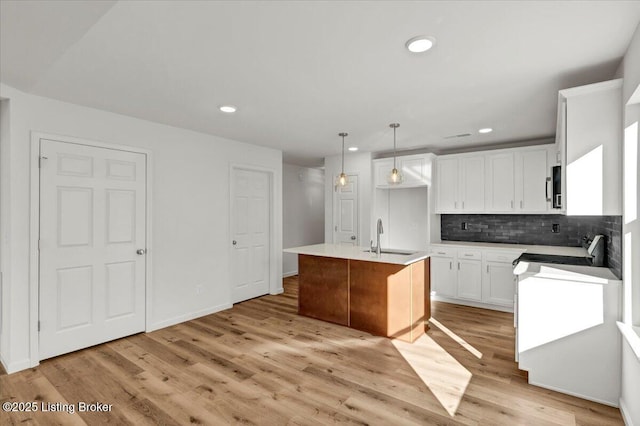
[2,1,639,166]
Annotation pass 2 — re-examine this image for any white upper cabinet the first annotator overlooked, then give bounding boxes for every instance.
[374,158,394,188]
[435,145,554,214]
[486,152,515,212]
[557,79,622,216]
[515,149,549,212]
[400,155,431,187]
[436,157,459,211]
[373,153,434,188]
[435,154,485,213]
[459,156,485,211]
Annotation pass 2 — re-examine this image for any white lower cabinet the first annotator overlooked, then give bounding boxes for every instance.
[457,259,482,301]
[430,251,457,298]
[456,249,483,301]
[484,260,517,306]
[431,245,523,311]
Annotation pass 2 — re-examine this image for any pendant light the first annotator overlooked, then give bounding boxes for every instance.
[388,123,403,184]
[336,132,349,187]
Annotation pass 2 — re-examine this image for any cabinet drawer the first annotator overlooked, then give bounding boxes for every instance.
[430,247,456,257]
[485,251,522,263]
[457,249,482,260]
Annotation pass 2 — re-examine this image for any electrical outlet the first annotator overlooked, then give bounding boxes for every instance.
[461,222,468,230]
[551,224,559,233]
[195,284,204,295]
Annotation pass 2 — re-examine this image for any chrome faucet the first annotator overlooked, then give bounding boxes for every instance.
[370,218,384,255]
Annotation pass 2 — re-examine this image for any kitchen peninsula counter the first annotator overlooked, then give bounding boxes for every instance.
[284,244,431,343]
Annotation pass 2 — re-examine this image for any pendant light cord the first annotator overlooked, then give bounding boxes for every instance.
[393,126,397,169]
[342,134,345,173]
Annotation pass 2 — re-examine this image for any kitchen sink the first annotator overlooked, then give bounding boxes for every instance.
[364,249,416,256]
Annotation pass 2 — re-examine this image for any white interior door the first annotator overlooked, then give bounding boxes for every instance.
[39,139,146,360]
[231,168,271,303]
[334,175,358,245]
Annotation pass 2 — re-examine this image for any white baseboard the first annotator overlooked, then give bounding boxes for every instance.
[528,379,619,408]
[431,295,513,313]
[1,355,33,375]
[283,270,298,278]
[270,288,284,295]
[620,397,635,426]
[147,303,232,332]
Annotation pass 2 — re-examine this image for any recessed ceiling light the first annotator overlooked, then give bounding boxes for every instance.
[478,128,493,134]
[219,105,237,113]
[348,147,358,152]
[406,36,436,53]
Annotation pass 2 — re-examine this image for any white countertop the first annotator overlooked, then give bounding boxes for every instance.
[284,243,430,266]
[513,261,620,282]
[431,240,588,257]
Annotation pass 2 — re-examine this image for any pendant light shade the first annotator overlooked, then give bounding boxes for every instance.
[387,123,403,184]
[336,132,349,187]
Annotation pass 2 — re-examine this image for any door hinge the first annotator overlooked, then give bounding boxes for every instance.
[38,155,48,168]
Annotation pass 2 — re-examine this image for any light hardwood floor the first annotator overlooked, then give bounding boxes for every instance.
[0,276,623,425]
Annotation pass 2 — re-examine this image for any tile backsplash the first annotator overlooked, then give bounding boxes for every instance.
[441,214,622,278]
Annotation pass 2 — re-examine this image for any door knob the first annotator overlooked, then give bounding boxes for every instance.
[136,249,146,255]
[232,240,237,245]
[350,235,356,240]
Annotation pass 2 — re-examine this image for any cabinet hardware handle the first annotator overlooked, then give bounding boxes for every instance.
[487,265,489,273]
[545,177,551,201]
[457,262,460,270]
[454,201,458,209]
[462,201,465,209]
[464,254,473,256]
[520,200,523,209]
[449,261,452,269]
[511,200,514,209]
[437,251,446,255]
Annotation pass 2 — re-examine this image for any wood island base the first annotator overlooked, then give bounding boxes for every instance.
[298,254,430,343]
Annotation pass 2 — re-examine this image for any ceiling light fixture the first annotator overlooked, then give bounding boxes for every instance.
[348,147,358,152]
[406,36,436,53]
[478,127,493,134]
[337,132,349,187]
[388,123,403,184]
[219,105,237,113]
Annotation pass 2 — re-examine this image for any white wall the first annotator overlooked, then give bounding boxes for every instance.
[282,164,324,276]
[0,83,283,373]
[619,20,640,426]
[0,98,11,367]
[324,152,372,246]
[373,187,429,250]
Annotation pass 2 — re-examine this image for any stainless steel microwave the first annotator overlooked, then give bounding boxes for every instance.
[551,165,562,209]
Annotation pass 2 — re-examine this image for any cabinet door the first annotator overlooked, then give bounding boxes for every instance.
[457,259,482,301]
[459,156,485,211]
[298,255,349,325]
[516,149,548,212]
[374,159,394,188]
[484,261,515,306]
[430,256,457,297]
[400,156,426,186]
[436,158,459,212]
[486,153,515,211]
